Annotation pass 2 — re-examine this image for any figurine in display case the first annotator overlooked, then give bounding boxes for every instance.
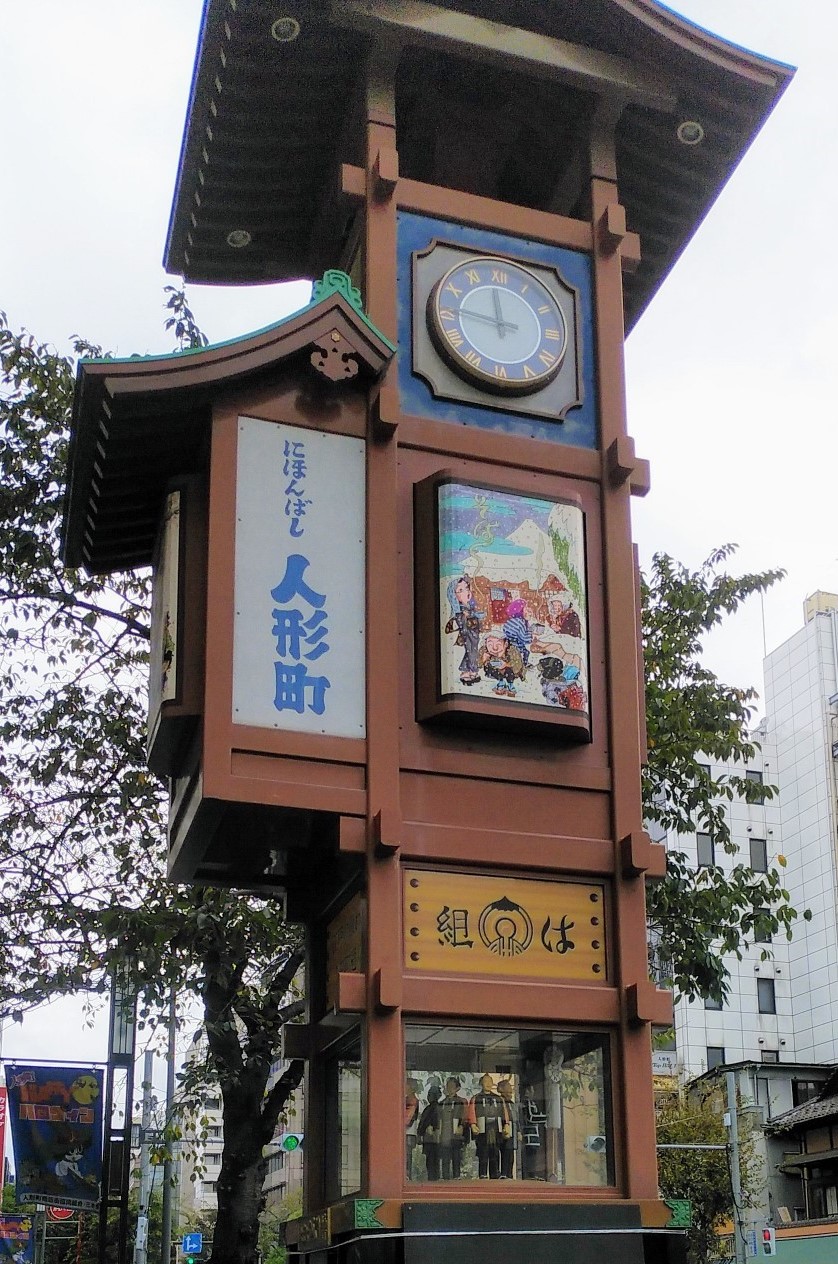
[405,1077,420,1180]
[417,1083,442,1180]
[464,1073,509,1179]
[439,1076,469,1179]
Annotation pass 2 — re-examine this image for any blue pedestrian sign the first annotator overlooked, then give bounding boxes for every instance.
[183,1233,203,1256]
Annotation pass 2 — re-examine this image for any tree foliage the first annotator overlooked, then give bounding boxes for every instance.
[643,547,807,1003]
[657,1084,762,1264]
[0,304,302,1264]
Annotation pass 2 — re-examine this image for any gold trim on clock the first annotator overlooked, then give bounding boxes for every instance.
[427,255,568,396]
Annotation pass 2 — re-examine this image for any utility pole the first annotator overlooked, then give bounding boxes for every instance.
[726,1070,747,1264]
[134,1051,155,1264]
[161,989,177,1264]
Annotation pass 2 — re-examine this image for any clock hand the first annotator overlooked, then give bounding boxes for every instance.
[459,308,519,334]
[492,286,506,340]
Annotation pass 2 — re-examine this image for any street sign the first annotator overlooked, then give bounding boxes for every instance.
[182,1233,203,1255]
[746,1228,758,1257]
[47,1209,75,1223]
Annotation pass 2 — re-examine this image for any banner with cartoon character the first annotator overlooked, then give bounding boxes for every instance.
[415,474,590,737]
[4,1065,104,1210]
[0,1216,35,1264]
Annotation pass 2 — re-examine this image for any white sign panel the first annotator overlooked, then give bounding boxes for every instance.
[652,1051,677,1077]
[233,417,366,737]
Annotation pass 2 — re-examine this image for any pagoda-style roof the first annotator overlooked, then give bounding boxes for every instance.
[61,273,394,573]
[164,0,792,332]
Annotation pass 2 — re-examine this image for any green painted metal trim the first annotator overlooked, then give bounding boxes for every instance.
[79,270,395,369]
[353,1200,385,1230]
[664,1198,692,1229]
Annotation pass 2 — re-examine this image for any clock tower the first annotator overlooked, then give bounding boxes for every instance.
[64,3,792,1261]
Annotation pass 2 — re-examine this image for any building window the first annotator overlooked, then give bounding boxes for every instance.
[793,1080,821,1107]
[696,833,715,867]
[706,1046,725,1071]
[695,763,711,782]
[761,1050,780,1064]
[204,1096,221,1111]
[757,978,776,1014]
[749,839,768,872]
[756,1076,771,1118]
[754,910,772,945]
[745,769,764,785]
[704,996,723,1011]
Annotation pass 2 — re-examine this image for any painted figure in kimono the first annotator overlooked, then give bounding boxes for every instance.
[444,575,482,685]
[465,1073,509,1179]
[439,1076,468,1179]
[417,1083,442,1180]
[501,599,535,668]
[548,597,582,639]
[537,655,587,711]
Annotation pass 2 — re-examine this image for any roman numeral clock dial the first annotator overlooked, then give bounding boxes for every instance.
[427,256,568,396]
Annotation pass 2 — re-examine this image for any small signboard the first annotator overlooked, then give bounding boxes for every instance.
[233,417,366,738]
[404,869,607,981]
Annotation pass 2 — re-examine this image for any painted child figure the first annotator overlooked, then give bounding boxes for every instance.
[480,634,523,697]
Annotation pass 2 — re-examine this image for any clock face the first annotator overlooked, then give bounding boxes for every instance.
[427,256,568,395]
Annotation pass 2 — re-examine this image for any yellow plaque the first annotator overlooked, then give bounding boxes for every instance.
[404,869,607,981]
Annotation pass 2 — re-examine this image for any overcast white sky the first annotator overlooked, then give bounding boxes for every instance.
[1,1,836,1066]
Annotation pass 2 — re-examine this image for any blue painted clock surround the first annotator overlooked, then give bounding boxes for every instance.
[397,211,597,451]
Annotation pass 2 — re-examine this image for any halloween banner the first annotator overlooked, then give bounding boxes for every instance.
[0,1216,35,1264]
[4,1065,104,1210]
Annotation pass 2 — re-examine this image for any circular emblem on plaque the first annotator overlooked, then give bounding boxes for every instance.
[427,256,567,396]
[478,895,534,956]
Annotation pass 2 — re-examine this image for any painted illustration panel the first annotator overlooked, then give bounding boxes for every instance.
[432,479,589,724]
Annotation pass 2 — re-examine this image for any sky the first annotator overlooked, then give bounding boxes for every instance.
[1,1,836,1068]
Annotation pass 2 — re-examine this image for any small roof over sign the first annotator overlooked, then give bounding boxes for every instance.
[61,273,394,575]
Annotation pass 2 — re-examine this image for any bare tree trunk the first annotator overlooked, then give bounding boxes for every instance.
[211,1091,267,1264]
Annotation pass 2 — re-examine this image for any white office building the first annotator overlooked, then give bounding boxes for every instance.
[671,592,838,1083]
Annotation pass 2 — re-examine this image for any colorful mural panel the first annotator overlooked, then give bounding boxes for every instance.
[434,480,589,718]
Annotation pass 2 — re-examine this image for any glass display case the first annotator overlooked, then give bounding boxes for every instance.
[405,1024,613,1186]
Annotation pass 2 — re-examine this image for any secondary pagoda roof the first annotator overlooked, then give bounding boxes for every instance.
[164,0,793,332]
[61,272,394,573]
